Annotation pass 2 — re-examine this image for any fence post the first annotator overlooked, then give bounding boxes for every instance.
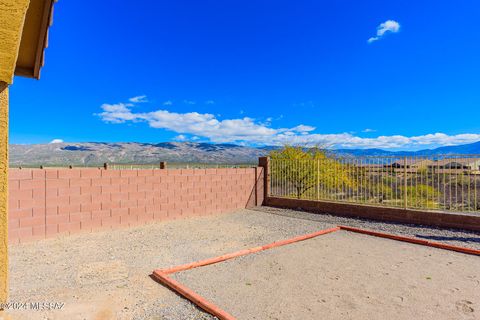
[317,159,320,200]
[404,156,408,209]
[160,162,167,169]
[254,166,258,206]
[259,157,270,204]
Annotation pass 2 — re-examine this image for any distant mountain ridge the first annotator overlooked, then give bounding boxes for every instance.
[9,142,271,166]
[9,141,480,166]
[335,141,480,157]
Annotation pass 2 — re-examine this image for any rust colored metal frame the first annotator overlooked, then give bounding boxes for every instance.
[156,226,340,275]
[338,226,480,256]
[152,226,480,320]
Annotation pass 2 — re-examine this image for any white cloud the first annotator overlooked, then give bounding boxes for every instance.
[50,139,64,144]
[183,100,196,105]
[362,128,376,133]
[97,102,138,123]
[368,20,401,43]
[291,125,316,133]
[174,134,187,141]
[163,100,173,106]
[205,100,215,105]
[129,95,148,103]
[174,135,201,142]
[98,97,480,150]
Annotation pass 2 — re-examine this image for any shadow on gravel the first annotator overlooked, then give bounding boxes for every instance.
[415,235,480,243]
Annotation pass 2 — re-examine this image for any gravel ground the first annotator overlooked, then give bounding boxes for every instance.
[255,206,480,250]
[5,206,480,319]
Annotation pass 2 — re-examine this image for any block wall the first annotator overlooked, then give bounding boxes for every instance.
[267,197,480,232]
[8,167,264,243]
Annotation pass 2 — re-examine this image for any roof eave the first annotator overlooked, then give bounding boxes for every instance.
[14,0,55,79]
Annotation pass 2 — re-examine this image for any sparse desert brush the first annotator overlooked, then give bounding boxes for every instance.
[401,184,440,209]
[269,146,353,199]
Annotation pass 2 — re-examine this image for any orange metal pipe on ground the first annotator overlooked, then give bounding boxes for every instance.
[156,226,341,274]
[152,270,235,320]
[338,226,480,256]
[153,225,480,319]
[152,226,341,320]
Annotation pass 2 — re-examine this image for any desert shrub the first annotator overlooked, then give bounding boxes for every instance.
[401,184,440,208]
[269,146,353,199]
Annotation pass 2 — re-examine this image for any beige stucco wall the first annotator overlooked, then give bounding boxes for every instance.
[0,0,31,84]
[0,82,8,304]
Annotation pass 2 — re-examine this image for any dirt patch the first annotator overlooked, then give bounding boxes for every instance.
[174,231,480,320]
[76,261,129,286]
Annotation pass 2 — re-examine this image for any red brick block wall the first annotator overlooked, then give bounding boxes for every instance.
[8,167,264,244]
[266,197,480,232]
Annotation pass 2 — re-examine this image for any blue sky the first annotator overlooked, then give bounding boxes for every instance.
[10,0,480,150]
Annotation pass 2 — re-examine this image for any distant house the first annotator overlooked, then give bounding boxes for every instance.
[384,159,433,173]
[355,163,385,173]
[428,158,480,174]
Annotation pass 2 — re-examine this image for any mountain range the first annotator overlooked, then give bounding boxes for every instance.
[9,142,270,167]
[335,141,480,157]
[9,141,480,167]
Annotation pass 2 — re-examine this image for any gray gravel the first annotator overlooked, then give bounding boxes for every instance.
[255,206,480,250]
[6,207,480,319]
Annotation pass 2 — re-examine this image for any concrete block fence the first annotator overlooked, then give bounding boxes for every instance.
[266,197,480,232]
[8,167,264,244]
